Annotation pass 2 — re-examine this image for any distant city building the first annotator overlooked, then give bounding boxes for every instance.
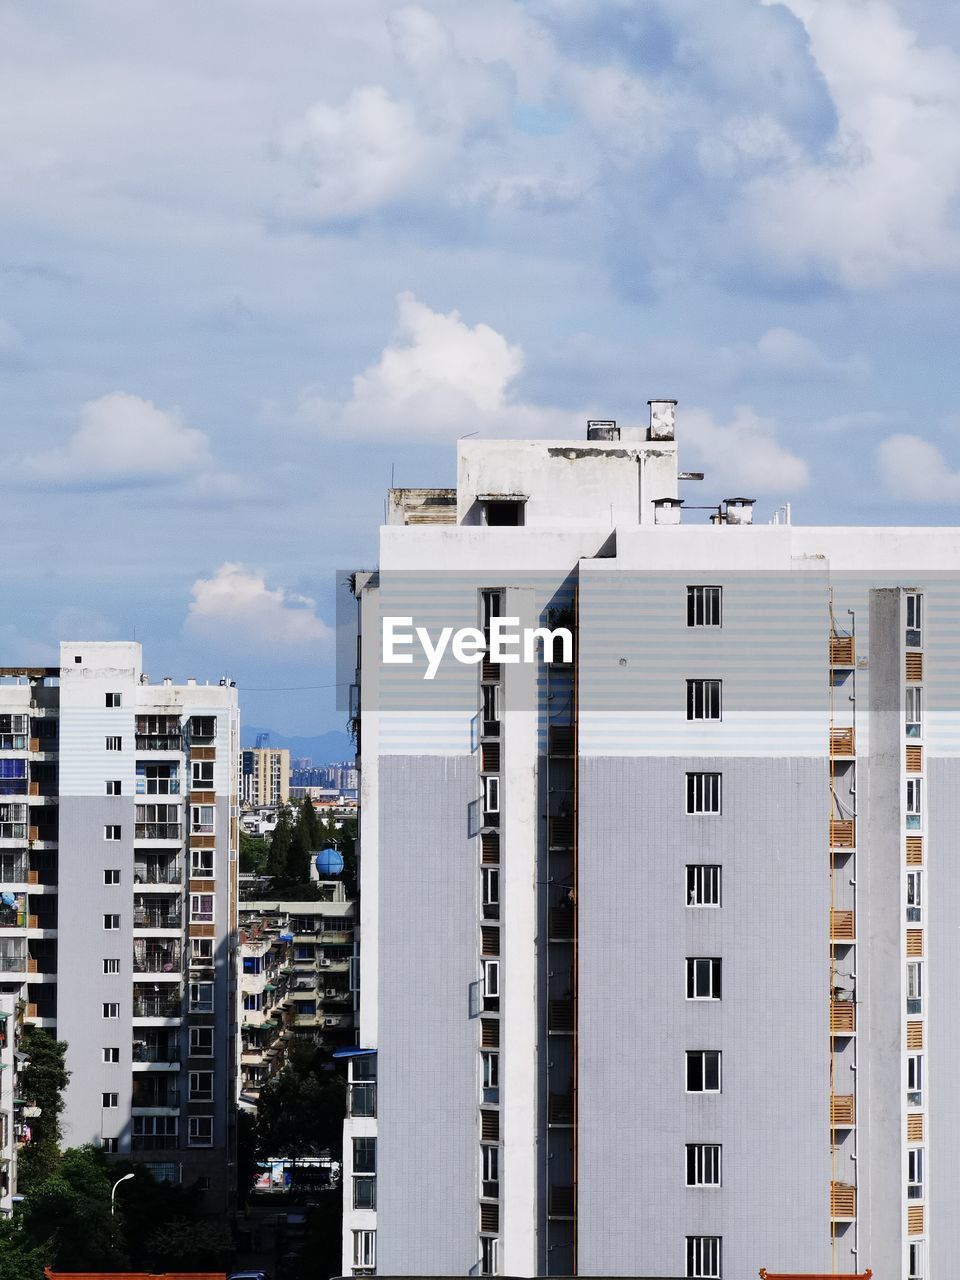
[0,642,238,1210]
[241,747,290,808]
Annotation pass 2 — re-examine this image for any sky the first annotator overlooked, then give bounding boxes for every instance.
[4,0,960,734]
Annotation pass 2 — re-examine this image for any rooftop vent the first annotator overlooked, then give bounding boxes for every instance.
[587,420,619,441]
[647,399,677,441]
[723,497,755,525]
[653,497,682,526]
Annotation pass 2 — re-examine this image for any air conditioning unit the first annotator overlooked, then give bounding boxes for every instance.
[325,988,338,997]
[324,1017,339,1027]
[318,958,331,968]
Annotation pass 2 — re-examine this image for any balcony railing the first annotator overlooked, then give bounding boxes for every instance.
[135,824,182,841]
[132,1040,180,1063]
[135,736,183,752]
[133,995,182,1017]
[131,1134,178,1151]
[134,949,182,973]
[134,909,183,929]
[132,1086,180,1109]
[134,862,182,885]
[0,952,27,972]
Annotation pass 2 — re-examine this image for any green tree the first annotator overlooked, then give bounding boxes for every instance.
[236,1107,260,1208]
[284,816,311,886]
[18,1146,127,1271]
[0,1217,47,1280]
[144,1217,233,1272]
[256,1047,345,1162]
[17,1025,69,1190]
[239,829,267,874]
[265,805,294,881]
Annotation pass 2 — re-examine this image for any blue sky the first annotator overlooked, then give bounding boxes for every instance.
[4,0,960,733]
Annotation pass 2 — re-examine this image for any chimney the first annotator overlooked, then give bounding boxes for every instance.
[587,420,620,441]
[647,399,677,441]
[653,497,683,526]
[723,498,755,525]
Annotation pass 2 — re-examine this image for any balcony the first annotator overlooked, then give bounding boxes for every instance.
[135,823,182,842]
[548,1093,574,1126]
[830,727,855,757]
[134,860,182,885]
[134,944,182,973]
[830,910,856,942]
[830,999,856,1034]
[548,1185,575,1219]
[831,1094,855,1128]
[830,1181,856,1220]
[133,992,182,1018]
[135,717,182,752]
[133,1037,180,1063]
[132,1083,180,1109]
[134,907,183,930]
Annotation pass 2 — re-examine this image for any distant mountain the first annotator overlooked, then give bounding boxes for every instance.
[241,725,354,765]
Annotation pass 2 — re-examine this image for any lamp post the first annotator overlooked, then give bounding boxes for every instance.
[110,1171,135,1216]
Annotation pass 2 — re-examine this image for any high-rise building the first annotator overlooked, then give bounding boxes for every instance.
[342,404,943,1279]
[0,642,239,1209]
[241,747,290,808]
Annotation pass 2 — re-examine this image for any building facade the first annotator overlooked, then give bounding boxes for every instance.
[342,405,945,1279]
[241,747,290,809]
[0,642,239,1210]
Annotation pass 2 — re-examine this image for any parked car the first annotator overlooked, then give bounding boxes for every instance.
[228,1271,270,1280]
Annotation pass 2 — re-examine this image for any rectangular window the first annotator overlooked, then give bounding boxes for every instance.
[686,957,722,1000]
[686,772,722,815]
[687,865,722,908]
[102,958,120,975]
[353,1175,377,1210]
[188,1116,213,1147]
[243,992,262,1012]
[906,592,923,647]
[102,1092,118,1108]
[907,778,922,830]
[906,686,922,738]
[190,715,216,742]
[190,893,214,924]
[104,826,121,841]
[189,1071,214,1102]
[483,776,500,815]
[190,848,214,878]
[101,1137,118,1153]
[105,736,122,751]
[908,1053,923,1106]
[479,1237,500,1277]
[686,1143,722,1187]
[482,683,501,726]
[136,763,180,795]
[482,959,500,1008]
[909,1242,924,1280]
[103,914,120,930]
[907,870,922,923]
[353,1230,376,1270]
[686,1050,722,1093]
[191,760,215,788]
[907,962,923,1015]
[103,869,120,885]
[908,1147,924,1200]
[686,679,722,721]
[482,867,500,920]
[687,586,722,628]
[352,1138,377,1207]
[481,1050,500,1104]
[105,692,122,707]
[190,1027,215,1057]
[102,1002,119,1019]
[105,780,122,796]
[190,937,214,966]
[102,1047,119,1063]
[189,982,214,1013]
[190,805,215,835]
[687,1236,722,1279]
[481,1143,500,1198]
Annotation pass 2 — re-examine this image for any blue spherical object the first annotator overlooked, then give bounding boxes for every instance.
[315,847,345,876]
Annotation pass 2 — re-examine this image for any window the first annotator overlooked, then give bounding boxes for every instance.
[906,592,922,647]
[191,805,215,835]
[190,1026,215,1057]
[481,1051,500,1104]
[189,1071,214,1102]
[907,962,922,1015]
[479,1237,500,1276]
[191,715,217,742]
[686,679,721,721]
[687,1236,722,1279]
[687,865,722,908]
[103,914,120,930]
[907,870,922,923]
[353,1230,376,1270]
[484,499,524,526]
[482,959,500,1010]
[102,1002,120,1019]
[101,1137,118,1153]
[908,1147,924,1199]
[482,683,501,726]
[105,692,122,707]
[909,1241,924,1280]
[190,894,214,924]
[136,763,180,795]
[907,778,922,830]
[686,773,721,815]
[243,992,262,1012]
[482,867,500,920]
[105,736,122,751]
[145,1162,181,1185]
[102,1092,118,1108]
[106,780,122,796]
[133,1116,177,1150]
[483,776,500,815]
[353,1137,377,1209]
[189,982,214,1013]
[102,958,120,975]
[906,687,922,738]
[686,1143,721,1187]
[687,586,722,628]
[104,869,120,885]
[481,1143,500,1198]
[190,848,214,878]
[908,1053,923,1106]
[686,957,722,1000]
[686,1050,721,1093]
[102,1047,119,1063]
[188,1116,213,1147]
[190,937,214,966]
[192,760,214,789]
[104,826,121,841]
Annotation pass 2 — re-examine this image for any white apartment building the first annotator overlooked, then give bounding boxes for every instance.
[0,642,239,1210]
[342,403,947,1280]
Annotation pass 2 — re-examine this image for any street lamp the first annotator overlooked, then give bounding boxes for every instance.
[110,1172,135,1216]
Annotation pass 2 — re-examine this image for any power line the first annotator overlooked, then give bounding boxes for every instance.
[237,681,351,692]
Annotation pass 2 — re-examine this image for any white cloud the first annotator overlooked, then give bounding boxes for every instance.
[716,326,871,381]
[300,291,578,440]
[682,405,810,493]
[186,562,331,652]
[754,0,960,284]
[27,392,212,486]
[877,433,960,502]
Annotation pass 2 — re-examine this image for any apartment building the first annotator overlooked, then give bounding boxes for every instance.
[341,404,949,1279]
[0,994,22,1212]
[241,747,290,808]
[0,642,239,1210]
